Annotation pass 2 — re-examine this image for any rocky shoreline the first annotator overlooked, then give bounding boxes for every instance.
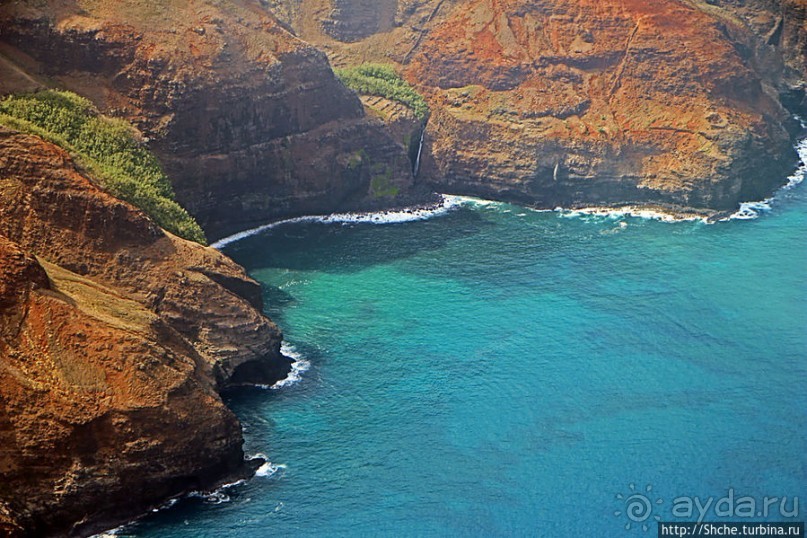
[0,127,291,537]
[0,0,805,535]
[77,457,267,538]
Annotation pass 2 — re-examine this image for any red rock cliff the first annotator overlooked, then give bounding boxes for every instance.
[0,1,805,535]
[0,126,288,536]
[278,0,806,215]
[408,0,800,211]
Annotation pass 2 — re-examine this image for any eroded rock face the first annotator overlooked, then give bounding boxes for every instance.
[0,0,417,241]
[406,0,800,212]
[275,0,805,215]
[0,234,247,536]
[0,127,288,536]
[779,0,807,83]
[698,0,807,114]
[322,0,399,42]
[0,127,288,388]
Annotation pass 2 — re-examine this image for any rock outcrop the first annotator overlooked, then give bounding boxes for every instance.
[407,0,801,212]
[0,126,288,536]
[0,127,288,389]
[2,0,802,222]
[694,0,807,114]
[0,0,419,242]
[360,95,425,175]
[321,0,399,42]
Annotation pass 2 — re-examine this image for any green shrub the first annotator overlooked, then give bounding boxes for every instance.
[369,162,399,198]
[0,90,206,244]
[335,64,429,120]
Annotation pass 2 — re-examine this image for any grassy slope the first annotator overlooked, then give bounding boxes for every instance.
[0,90,206,244]
[335,64,429,120]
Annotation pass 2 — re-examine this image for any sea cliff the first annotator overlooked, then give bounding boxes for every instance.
[0,126,288,536]
[0,0,421,242]
[279,0,806,214]
[0,0,805,535]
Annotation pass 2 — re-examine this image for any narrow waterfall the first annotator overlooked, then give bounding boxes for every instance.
[413,126,426,177]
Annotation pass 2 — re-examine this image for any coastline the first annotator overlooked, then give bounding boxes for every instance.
[722,134,807,221]
[88,341,309,537]
[96,131,807,538]
[161,151,807,536]
[1,0,804,533]
[86,457,264,538]
[211,127,807,251]
[208,194,718,251]
[210,197,464,249]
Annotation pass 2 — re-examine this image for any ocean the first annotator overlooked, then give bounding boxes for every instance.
[122,139,806,537]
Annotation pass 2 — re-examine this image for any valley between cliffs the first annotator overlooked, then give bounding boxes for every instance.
[0,0,805,536]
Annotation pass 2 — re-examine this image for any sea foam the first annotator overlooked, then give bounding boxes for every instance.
[723,135,807,221]
[211,196,466,249]
[269,341,311,390]
[550,133,807,224]
[250,453,288,479]
[248,341,311,390]
[210,130,806,248]
[556,205,706,223]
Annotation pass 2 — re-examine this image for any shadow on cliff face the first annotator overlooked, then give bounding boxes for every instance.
[221,207,491,275]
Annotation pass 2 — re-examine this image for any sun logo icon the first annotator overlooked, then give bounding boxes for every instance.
[614,483,664,532]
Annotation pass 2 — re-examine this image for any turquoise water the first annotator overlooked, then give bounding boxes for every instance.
[127,161,806,537]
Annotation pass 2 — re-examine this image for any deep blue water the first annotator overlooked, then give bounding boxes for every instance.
[125,152,806,537]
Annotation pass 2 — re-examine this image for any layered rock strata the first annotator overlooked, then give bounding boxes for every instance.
[0,127,288,536]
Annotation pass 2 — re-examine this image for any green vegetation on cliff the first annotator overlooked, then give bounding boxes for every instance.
[0,90,206,244]
[335,64,429,120]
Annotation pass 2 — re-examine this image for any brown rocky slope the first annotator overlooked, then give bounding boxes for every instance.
[0,0,423,242]
[0,126,289,536]
[283,0,806,215]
